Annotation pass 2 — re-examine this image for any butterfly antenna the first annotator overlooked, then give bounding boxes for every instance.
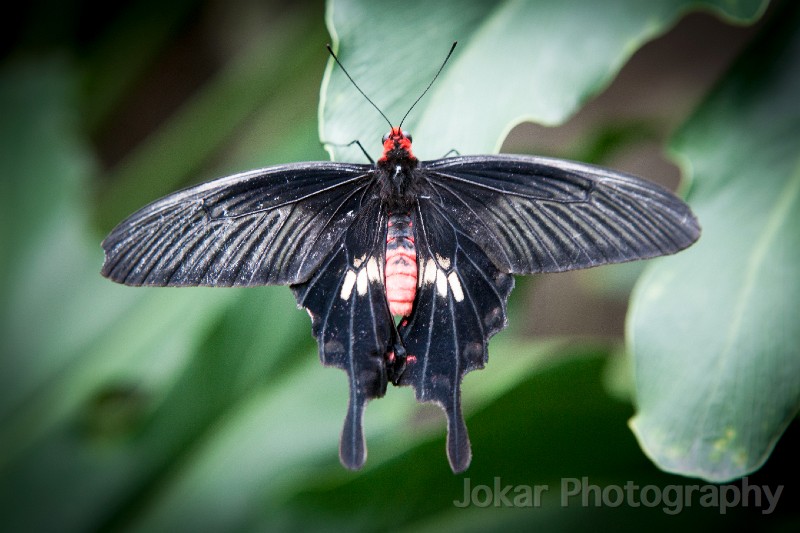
[399,41,457,128]
[327,44,393,130]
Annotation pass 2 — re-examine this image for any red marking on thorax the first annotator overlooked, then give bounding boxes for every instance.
[385,212,417,316]
[379,127,415,162]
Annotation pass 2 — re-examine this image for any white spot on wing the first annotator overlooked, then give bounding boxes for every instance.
[366,257,380,282]
[340,270,357,300]
[448,272,464,302]
[435,254,451,269]
[436,269,448,298]
[353,254,366,268]
[356,267,368,295]
[423,258,437,285]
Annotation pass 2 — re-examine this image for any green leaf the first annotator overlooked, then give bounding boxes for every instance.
[628,2,800,482]
[321,0,765,163]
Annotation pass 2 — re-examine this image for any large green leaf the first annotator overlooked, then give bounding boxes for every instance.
[628,2,800,482]
[321,0,765,163]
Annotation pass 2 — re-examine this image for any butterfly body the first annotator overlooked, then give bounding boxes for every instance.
[384,212,416,317]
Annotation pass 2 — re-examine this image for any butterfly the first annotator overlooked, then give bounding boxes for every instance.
[101,43,700,473]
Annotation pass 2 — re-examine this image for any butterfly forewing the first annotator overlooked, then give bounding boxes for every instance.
[101,162,372,287]
[420,154,700,274]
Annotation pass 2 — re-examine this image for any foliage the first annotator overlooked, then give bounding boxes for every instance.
[1,0,797,531]
[628,4,800,481]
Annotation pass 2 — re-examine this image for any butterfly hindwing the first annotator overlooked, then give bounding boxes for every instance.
[101,162,373,287]
[420,154,700,274]
[291,197,395,470]
[397,200,514,473]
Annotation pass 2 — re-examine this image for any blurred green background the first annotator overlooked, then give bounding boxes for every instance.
[1,0,798,531]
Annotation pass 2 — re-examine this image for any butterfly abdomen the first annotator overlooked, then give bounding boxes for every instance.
[385,213,416,317]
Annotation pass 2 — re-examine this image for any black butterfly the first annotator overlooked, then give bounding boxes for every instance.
[101,44,700,473]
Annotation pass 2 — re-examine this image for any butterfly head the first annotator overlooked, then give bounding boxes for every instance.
[379,127,415,163]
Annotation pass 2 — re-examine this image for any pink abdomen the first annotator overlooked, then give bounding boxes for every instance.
[385,213,416,316]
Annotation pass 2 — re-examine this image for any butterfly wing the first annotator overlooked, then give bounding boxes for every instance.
[292,195,395,470]
[397,154,700,472]
[398,201,513,473]
[101,161,373,286]
[419,154,701,274]
[103,161,396,469]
